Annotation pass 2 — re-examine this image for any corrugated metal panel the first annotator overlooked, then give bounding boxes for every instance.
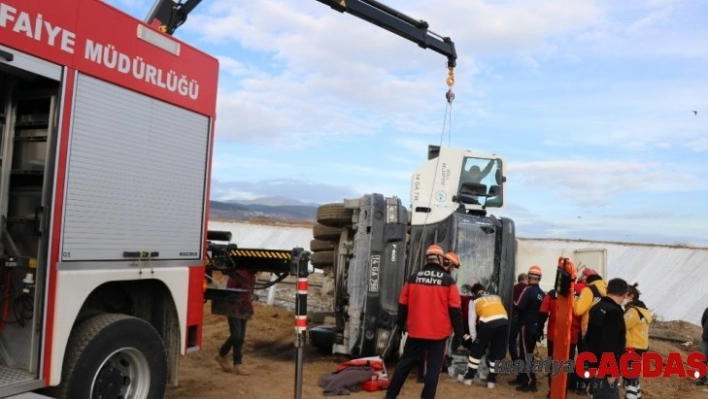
[516,238,708,326]
[0,44,61,80]
[209,221,708,325]
[61,73,209,261]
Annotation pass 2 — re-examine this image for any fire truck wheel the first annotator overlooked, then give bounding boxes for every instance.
[57,313,167,399]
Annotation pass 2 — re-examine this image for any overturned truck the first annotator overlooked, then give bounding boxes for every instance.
[309,145,517,359]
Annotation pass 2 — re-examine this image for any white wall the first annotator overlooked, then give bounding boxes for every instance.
[208,221,708,325]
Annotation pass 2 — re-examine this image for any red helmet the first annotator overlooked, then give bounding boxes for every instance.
[425,244,445,257]
[582,268,598,277]
[444,252,460,268]
[528,265,542,278]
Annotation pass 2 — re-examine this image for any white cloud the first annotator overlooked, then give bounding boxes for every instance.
[179,0,609,147]
[687,136,708,152]
[508,160,708,207]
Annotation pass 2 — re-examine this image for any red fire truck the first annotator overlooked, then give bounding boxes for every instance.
[0,0,456,397]
[0,0,217,397]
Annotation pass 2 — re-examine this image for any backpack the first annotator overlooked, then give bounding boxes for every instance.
[588,285,602,304]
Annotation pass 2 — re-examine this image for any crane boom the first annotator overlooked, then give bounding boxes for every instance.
[145,0,457,68]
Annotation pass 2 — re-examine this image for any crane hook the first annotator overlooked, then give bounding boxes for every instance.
[445,67,455,103]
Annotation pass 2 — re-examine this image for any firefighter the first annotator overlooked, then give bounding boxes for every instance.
[386,245,469,399]
[623,283,652,399]
[416,251,461,383]
[213,269,257,375]
[457,283,508,389]
[512,265,545,392]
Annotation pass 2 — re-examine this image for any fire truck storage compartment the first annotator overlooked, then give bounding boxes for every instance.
[60,73,210,262]
[0,57,60,389]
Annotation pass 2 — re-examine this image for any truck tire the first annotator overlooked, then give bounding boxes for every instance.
[55,313,167,399]
[316,203,353,227]
[311,250,335,269]
[310,239,335,252]
[313,223,342,241]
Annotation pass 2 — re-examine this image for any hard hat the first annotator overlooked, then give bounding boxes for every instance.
[528,265,542,277]
[444,252,460,268]
[582,268,598,277]
[425,244,445,257]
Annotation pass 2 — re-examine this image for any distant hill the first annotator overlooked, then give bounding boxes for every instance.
[226,196,319,207]
[209,197,317,222]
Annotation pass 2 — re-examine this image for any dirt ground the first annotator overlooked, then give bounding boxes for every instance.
[165,303,708,399]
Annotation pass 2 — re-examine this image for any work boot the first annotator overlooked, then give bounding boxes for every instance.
[457,369,476,386]
[215,355,232,372]
[233,364,251,376]
[516,382,538,392]
[509,375,528,385]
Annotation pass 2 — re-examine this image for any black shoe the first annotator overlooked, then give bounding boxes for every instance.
[509,376,528,385]
[516,383,538,392]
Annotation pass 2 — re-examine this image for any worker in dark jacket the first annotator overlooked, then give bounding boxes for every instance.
[509,273,528,362]
[584,278,628,399]
[213,269,257,375]
[386,244,469,399]
[513,265,546,392]
[457,283,508,389]
[697,307,708,386]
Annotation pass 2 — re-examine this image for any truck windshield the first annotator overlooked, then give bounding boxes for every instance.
[458,156,503,208]
[451,215,499,295]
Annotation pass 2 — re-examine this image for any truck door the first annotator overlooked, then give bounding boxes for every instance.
[573,248,608,278]
[0,44,62,388]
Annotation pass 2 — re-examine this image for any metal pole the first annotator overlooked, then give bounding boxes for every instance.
[293,249,310,399]
[267,272,278,306]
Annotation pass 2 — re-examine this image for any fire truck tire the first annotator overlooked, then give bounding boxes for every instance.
[313,223,342,241]
[316,203,353,227]
[56,313,167,399]
[311,250,335,269]
[310,239,335,252]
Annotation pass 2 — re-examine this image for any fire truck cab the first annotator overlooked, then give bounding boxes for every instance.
[0,0,218,397]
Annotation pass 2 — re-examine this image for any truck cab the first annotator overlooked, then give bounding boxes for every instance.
[309,145,516,360]
[406,145,516,316]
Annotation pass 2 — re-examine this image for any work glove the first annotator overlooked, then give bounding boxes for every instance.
[462,334,473,349]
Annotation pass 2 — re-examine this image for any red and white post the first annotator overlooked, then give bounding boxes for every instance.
[292,248,310,399]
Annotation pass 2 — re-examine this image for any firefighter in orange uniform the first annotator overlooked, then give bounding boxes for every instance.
[386,245,469,399]
[457,283,508,389]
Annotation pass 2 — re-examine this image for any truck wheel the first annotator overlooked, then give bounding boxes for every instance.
[57,313,167,399]
[310,239,335,252]
[317,203,353,227]
[313,223,342,241]
[311,250,335,269]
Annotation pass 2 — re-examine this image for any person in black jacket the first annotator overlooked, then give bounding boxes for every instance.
[583,278,628,399]
[697,307,708,386]
[513,265,546,392]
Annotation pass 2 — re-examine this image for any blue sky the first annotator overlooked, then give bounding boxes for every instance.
[108,0,707,246]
